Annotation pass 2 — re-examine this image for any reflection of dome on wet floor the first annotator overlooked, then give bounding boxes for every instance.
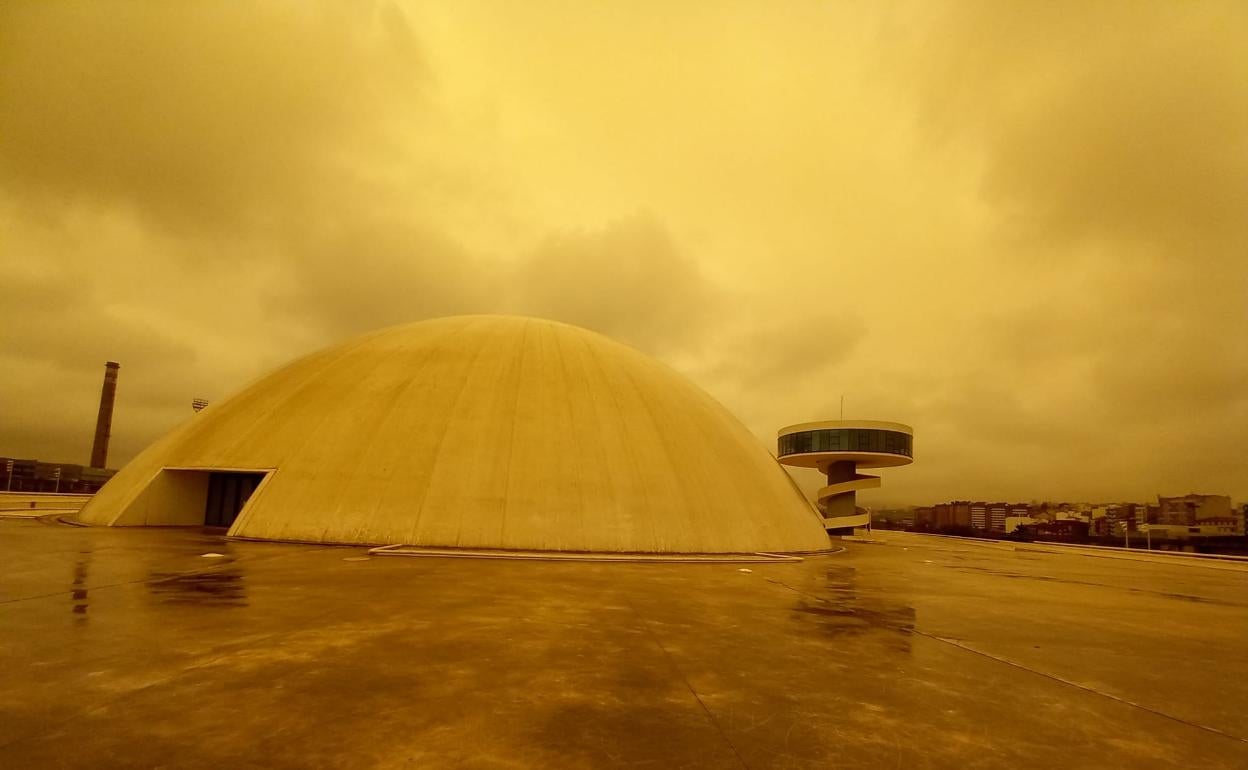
[148,568,247,607]
[789,567,915,653]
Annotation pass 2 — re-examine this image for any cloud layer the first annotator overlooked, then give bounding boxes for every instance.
[2,1,1245,505]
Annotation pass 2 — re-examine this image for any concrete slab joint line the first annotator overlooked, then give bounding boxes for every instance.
[914,631,1248,746]
[761,555,1248,747]
[365,543,842,563]
[623,595,752,770]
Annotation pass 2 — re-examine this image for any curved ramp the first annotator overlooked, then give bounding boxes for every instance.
[816,474,879,531]
[820,511,872,530]
[816,474,880,507]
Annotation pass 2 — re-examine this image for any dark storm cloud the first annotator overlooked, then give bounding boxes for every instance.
[0,265,200,463]
[269,212,722,352]
[1,1,1244,506]
[0,1,468,462]
[860,0,1248,502]
[507,215,721,354]
[902,1,1247,254]
[270,218,488,338]
[0,1,427,236]
[0,0,726,347]
[0,271,194,372]
[718,314,867,389]
[0,1,727,468]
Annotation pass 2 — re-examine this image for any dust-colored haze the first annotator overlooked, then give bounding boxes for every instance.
[3,1,1245,505]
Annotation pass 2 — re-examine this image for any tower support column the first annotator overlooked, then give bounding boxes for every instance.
[823,461,858,518]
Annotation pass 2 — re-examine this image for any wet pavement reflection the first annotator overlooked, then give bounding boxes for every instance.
[788,566,916,652]
[148,560,247,608]
[70,549,90,623]
[3,523,1247,769]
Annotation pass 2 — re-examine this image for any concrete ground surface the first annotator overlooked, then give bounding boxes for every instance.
[1,521,1245,769]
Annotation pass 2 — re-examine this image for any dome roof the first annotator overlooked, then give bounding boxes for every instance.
[79,316,829,552]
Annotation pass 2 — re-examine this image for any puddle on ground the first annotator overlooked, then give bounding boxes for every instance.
[147,568,248,607]
[70,549,91,623]
[787,567,915,652]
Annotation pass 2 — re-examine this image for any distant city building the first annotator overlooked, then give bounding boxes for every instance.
[917,501,1035,534]
[922,501,971,530]
[1195,518,1245,536]
[1032,519,1089,542]
[1005,515,1037,534]
[1146,520,1244,539]
[1157,494,1232,526]
[1105,503,1142,533]
[911,495,1244,547]
[913,505,934,528]
[949,501,972,529]
[970,503,987,530]
[991,504,1009,532]
[1,457,115,494]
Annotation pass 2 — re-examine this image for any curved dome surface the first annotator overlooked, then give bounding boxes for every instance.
[79,316,829,552]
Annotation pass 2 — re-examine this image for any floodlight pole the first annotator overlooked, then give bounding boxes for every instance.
[5,459,12,492]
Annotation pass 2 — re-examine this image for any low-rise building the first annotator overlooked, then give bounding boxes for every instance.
[1034,519,1090,542]
[970,502,987,531]
[989,503,1008,532]
[929,501,972,529]
[1,457,115,494]
[1189,517,1245,536]
[1144,522,1242,539]
[912,495,1243,545]
[1005,516,1037,534]
[913,506,935,529]
[1158,494,1232,526]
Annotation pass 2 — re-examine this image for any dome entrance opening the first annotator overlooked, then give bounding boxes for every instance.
[103,467,273,529]
[205,471,266,528]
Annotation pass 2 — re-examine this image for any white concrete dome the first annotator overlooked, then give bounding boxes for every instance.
[78,316,830,552]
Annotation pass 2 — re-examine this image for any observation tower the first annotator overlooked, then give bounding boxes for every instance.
[776,420,914,533]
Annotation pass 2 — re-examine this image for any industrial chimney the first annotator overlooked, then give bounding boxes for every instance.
[90,361,120,469]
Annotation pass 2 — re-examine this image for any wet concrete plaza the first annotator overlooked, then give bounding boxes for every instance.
[1,519,1245,768]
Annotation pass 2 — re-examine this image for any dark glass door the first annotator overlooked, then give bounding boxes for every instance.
[204,472,264,528]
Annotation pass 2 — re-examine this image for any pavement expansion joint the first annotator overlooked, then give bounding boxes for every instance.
[913,630,1248,746]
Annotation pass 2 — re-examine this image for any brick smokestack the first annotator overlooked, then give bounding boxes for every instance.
[90,361,120,469]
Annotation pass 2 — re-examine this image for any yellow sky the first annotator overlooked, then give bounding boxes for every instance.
[2,1,1246,505]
